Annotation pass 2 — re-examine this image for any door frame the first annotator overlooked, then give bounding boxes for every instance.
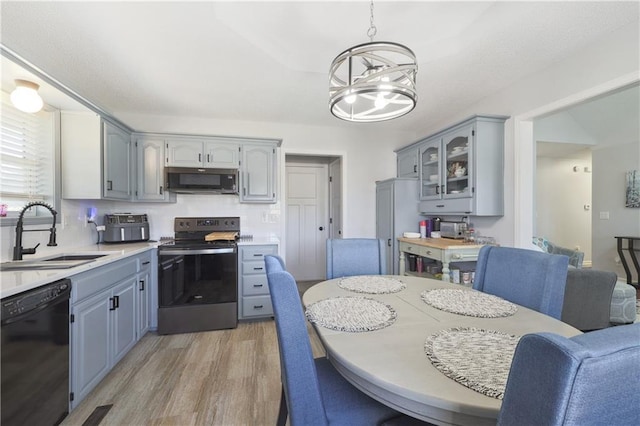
[513,72,639,248]
[280,149,346,267]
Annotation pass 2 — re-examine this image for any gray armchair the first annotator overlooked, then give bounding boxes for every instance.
[533,237,584,268]
[561,268,617,331]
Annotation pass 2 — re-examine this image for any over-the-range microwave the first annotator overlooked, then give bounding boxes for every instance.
[164,167,238,194]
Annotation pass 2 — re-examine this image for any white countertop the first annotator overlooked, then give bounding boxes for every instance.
[237,236,280,246]
[1,242,158,299]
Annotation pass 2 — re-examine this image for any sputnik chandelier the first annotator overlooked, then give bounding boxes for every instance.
[329,0,418,122]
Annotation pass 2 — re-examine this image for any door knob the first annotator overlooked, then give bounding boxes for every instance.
[319,226,324,231]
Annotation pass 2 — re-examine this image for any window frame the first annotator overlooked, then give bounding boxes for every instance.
[0,104,61,227]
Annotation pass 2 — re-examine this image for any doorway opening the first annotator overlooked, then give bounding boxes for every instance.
[284,155,342,281]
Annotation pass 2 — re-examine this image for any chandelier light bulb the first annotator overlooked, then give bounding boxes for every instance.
[345,94,357,104]
[375,94,389,109]
[10,80,44,113]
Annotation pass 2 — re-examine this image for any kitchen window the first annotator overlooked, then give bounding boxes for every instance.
[0,92,60,226]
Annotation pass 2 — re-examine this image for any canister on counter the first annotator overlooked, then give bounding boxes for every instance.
[450,268,460,284]
[419,221,427,238]
[408,255,417,272]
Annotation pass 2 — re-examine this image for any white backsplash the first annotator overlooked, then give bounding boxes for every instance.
[0,195,281,262]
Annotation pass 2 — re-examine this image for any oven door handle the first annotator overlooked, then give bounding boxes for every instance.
[159,248,236,255]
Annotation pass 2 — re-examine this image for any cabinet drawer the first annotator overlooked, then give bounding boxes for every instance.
[402,244,443,260]
[242,296,273,317]
[136,251,153,271]
[72,258,138,303]
[419,198,473,215]
[242,260,268,275]
[241,245,278,261]
[243,275,269,296]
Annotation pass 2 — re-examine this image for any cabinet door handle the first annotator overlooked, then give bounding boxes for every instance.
[387,239,392,247]
[253,284,264,288]
[436,204,445,208]
[254,305,264,309]
[114,295,120,309]
[253,253,263,257]
[207,154,210,163]
[199,153,202,162]
[435,185,440,195]
[159,186,163,195]
[109,297,116,311]
[139,280,145,291]
[413,165,417,173]
[253,267,264,271]
[107,180,113,190]
[142,261,150,265]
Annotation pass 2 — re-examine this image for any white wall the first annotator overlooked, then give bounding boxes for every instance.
[535,153,592,263]
[2,21,637,261]
[0,118,413,262]
[409,21,640,247]
[592,141,640,277]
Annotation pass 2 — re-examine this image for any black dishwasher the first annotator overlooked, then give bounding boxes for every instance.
[1,279,71,426]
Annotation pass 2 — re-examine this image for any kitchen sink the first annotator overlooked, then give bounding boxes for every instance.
[1,253,110,271]
[43,254,108,261]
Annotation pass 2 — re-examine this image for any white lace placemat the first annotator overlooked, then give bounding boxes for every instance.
[305,297,397,332]
[425,327,521,399]
[338,276,406,294]
[421,288,518,318]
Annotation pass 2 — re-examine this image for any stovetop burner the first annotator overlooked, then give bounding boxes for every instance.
[159,216,241,250]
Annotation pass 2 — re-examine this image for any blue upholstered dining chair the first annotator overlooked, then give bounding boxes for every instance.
[472,245,569,319]
[326,238,386,279]
[265,254,287,274]
[265,268,401,426]
[498,323,640,426]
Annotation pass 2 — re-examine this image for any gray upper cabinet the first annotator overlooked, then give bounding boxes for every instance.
[61,112,133,200]
[165,139,204,167]
[401,115,507,216]
[166,138,240,168]
[103,122,132,200]
[396,146,419,178]
[240,143,277,203]
[135,136,176,202]
[205,141,240,168]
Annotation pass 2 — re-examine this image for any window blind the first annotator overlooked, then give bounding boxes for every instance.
[0,92,54,214]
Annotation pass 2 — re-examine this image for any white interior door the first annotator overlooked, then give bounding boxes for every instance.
[286,163,328,280]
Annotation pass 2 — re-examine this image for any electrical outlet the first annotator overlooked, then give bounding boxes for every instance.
[599,211,610,220]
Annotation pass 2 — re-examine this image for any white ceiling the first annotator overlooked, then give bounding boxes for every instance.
[1,1,639,135]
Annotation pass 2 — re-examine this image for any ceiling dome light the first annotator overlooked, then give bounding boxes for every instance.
[329,1,417,122]
[10,79,44,113]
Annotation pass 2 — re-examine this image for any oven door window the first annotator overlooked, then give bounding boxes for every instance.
[159,252,237,307]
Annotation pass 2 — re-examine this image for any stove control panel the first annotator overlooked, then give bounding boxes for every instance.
[174,217,240,233]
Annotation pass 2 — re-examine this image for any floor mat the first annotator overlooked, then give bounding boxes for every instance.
[81,404,113,426]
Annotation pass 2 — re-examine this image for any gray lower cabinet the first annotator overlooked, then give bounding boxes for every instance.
[70,250,153,409]
[136,251,153,336]
[238,244,278,319]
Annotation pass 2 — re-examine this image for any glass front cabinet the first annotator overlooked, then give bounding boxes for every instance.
[416,115,508,216]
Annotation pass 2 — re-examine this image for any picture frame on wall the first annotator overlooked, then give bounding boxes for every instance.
[626,170,640,208]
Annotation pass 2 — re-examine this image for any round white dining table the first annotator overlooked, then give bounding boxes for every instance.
[302,276,581,426]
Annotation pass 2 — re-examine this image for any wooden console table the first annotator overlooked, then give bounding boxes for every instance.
[615,236,640,288]
[398,237,484,281]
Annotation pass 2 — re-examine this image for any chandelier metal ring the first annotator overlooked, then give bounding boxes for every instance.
[329,41,418,122]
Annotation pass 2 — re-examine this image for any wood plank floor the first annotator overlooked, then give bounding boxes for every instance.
[62,282,325,426]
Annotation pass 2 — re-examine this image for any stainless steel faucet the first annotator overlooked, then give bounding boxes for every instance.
[13,202,58,261]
